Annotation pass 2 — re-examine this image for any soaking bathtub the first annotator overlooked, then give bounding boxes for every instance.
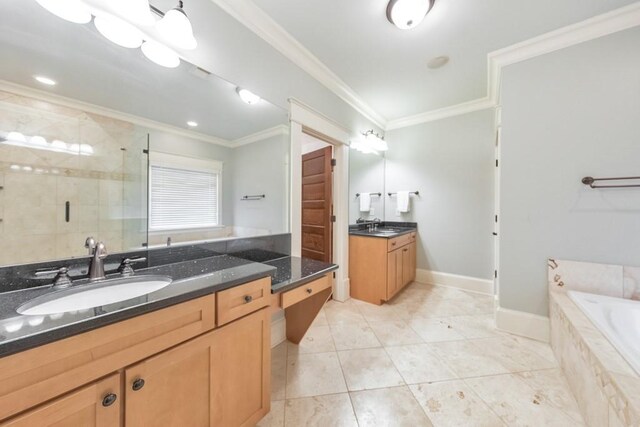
[568,290,640,375]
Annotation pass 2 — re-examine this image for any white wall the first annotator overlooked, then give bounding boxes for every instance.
[384,110,495,279]
[499,27,640,316]
[231,134,289,233]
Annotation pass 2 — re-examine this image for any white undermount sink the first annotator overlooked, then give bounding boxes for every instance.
[16,275,172,316]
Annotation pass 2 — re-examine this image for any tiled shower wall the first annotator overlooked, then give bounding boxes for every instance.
[0,90,147,266]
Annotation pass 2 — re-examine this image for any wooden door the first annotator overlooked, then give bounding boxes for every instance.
[2,374,121,427]
[125,331,215,427]
[211,308,270,427]
[301,146,333,262]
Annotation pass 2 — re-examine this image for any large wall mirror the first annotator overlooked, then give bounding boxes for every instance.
[348,149,386,224]
[0,1,290,266]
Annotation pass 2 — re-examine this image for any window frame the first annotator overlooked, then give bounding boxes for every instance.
[148,151,223,232]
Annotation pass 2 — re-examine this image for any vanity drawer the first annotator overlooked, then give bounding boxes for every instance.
[281,274,332,309]
[216,277,271,326]
[388,234,411,252]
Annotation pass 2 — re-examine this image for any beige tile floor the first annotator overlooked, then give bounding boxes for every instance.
[258,282,585,427]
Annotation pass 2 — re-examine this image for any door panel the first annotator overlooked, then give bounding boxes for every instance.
[301,146,333,262]
[3,374,121,427]
[125,333,214,427]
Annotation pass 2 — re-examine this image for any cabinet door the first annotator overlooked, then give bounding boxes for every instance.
[386,249,402,299]
[125,331,215,427]
[3,374,121,427]
[211,308,270,427]
[402,243,416,287]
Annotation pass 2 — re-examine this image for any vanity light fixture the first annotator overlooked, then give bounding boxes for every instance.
[94,13,144,48]
[1,132,94,156]
[34,75,57,86]
[141,40,180,68]
[386,0,435,30]
[186,121,198,127]
[156,1,197,50]
[351,130,388,154]
[236,88,261,105]
[35,0,92,24]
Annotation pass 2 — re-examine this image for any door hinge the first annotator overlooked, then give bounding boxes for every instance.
[331,215,336,222]
[142,149,149,154]
[495,159,499,167]
[495,215,498,223]
[494,270,498,279]
[331,158,336,167]
[333,271,336,279]
[141,242,148,247]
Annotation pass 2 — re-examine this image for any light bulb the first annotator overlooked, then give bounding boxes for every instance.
[79,144,94,156]
[94,13,144,48]
[236,88,261,105]
[30,136,49,147]
[387,0,433,30]
[6,131,27,143]
[156,2,197,50]
[141,41,181,68]
[34,76,57,86]
[50,140,68,152]
[35,0,92,24]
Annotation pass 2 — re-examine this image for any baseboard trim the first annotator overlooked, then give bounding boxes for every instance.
[495,306,550,343]
[415,269,494,295]
[271,315,286,348]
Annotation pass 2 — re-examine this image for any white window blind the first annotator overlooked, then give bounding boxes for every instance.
[149,152,221,231]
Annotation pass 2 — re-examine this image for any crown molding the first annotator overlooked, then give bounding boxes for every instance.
[0,80,233,147]
[388,2,640,130]
[209,0,387,129]
[232,124,290,147]
[386,97,495,130]
[486,1,640,104]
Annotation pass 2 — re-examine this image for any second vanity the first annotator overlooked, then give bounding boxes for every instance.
[0,239,337,426]
[349,223,417,305]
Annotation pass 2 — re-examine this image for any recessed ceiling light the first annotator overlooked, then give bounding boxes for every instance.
[387,0,435,30]
[187,121,198,127]
[427,55,449,69]
[236,88,261,105]
[34,76,57,86]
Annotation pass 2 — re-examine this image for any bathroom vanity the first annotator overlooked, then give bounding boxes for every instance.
[349,224,417,305]
[0,238,337,426]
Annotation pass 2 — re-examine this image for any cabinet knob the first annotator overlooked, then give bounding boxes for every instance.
[102,393,117,407]
[244,295,253,303]
[132,378,145,391]
[306,288,313,294]
[403,248,409,252]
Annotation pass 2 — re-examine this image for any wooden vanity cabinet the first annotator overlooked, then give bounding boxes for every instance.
[0,278,271,427]
[350,232,417,305]
[2,374,121,427]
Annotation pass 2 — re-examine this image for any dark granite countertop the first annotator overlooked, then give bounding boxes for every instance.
[349,227,416,239]
[0,255,275,357]
[0,250,338,358]
[268,257,339,293]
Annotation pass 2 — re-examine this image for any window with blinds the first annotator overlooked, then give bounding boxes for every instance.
[149,152,221,231]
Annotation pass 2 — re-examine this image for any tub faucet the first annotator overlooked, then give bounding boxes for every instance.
[88,242,108,281]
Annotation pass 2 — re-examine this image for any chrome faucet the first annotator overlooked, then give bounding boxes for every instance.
[84,236,96,255]
[88,241,108,281]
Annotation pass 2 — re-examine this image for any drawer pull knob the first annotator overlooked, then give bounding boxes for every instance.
[244,295,253,303]
[403,248,409,252]
[132,378,145,391]
[306,288,313,294]
[102,393,117,407]
[392,242,396,246]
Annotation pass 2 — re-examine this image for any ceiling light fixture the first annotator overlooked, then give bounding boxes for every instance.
[141,40,180,68]
[35,0,92,24]
[34,76,57,86]
[156,1,197,50]
[236,88,261,105]
[94,13,144,48]
[386,0,435,30]
[186,121,198,127]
